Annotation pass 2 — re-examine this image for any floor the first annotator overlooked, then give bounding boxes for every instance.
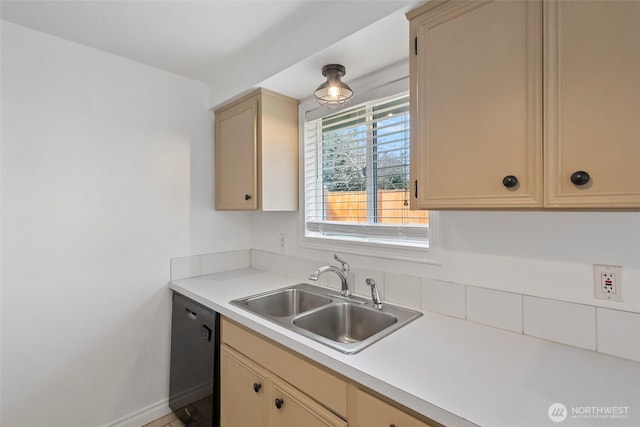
[142,396,212,427]
[142,412,185,427]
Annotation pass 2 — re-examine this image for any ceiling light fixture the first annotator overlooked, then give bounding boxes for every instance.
[314,64,353,109]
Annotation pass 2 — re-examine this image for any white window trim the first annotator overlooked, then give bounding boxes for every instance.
[299,211,442,265]
[296,60,441,265]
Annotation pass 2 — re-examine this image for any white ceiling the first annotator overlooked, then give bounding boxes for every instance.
[1,0,422,106]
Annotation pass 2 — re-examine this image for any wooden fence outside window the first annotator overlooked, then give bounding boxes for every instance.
[323,190,429,225]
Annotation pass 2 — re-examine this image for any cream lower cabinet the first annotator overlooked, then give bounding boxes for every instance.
[221,318,347,427]
[408,0,640,209]
[221,346,346,427]
[221,318,436,427]
[352,388,433,427]
[220,346,269,426]
[271,378,347,427]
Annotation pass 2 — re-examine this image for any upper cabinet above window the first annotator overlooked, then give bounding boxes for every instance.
[214,88,299,211]
[407,0,640,210]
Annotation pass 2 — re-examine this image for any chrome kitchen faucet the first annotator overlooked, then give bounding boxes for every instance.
[308,254,352,297]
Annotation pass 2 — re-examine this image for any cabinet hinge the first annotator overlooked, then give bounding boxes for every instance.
[414,180,418,198]
[414,37,418,55]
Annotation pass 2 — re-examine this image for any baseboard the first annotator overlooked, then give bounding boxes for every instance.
[103,397,172,427]
[169,382,212,413]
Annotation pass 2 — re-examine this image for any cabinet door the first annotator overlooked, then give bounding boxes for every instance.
[271,379,347,427]
[220,346,269,427]
[410,0,542,208]
[544,0,640,207]
[259,92,299,211]
[221,317,348,418]
[353,389,433,427]
[215,95,259,210]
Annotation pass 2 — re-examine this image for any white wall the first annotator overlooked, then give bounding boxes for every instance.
[251,87,640,314]
[250,209,640,360]
[251,186,640,313]
[0,22,250,427]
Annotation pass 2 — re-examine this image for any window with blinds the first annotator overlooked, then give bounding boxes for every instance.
[304,93,429,248]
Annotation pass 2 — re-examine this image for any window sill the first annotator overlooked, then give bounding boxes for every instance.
[299,234,441,265]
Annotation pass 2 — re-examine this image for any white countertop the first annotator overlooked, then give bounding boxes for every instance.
[170,269,640,427]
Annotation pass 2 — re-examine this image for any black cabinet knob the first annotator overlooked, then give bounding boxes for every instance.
[502,175,519,189]
[570,171,590,186]
[253,383,262,393]
[244,194,252,200]
[274,398,284,409]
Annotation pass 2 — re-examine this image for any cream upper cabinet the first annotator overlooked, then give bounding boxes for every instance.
[408,0,543,209]
[408,0,640,209]
[214,88,299,211]
[544,0,640,208]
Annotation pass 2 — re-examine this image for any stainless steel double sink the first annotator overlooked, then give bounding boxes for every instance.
[230,283,422,354]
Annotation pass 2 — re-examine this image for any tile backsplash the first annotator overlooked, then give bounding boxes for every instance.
[420,278,466,319]
[384,272,422,309]
[169,249,640,363]
[248,249,640,363]
[467,286,523,333]
[524,296,596,351]
[170,249,250,280]
[596,308,640,362]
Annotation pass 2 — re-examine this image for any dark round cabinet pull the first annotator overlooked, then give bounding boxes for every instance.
[244,194,252,200]
[502,175,518,189]
[390,424,396,427]
[253,383,262,393]
[274,398,284,409]
[570,171,590,186]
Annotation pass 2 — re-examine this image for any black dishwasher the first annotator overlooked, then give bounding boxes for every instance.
[169,292,220,427]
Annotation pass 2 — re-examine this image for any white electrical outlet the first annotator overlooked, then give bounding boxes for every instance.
[279,233,287,251]
[594,264,623,302]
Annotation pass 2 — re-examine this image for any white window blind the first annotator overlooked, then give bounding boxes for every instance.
[304,93,429,248]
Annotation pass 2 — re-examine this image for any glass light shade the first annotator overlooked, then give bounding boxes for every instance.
[314,64,353,109]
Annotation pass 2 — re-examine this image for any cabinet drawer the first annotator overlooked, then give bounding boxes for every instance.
[272,378,347,427]
[221,318,348,417]
[354,389,433,427]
